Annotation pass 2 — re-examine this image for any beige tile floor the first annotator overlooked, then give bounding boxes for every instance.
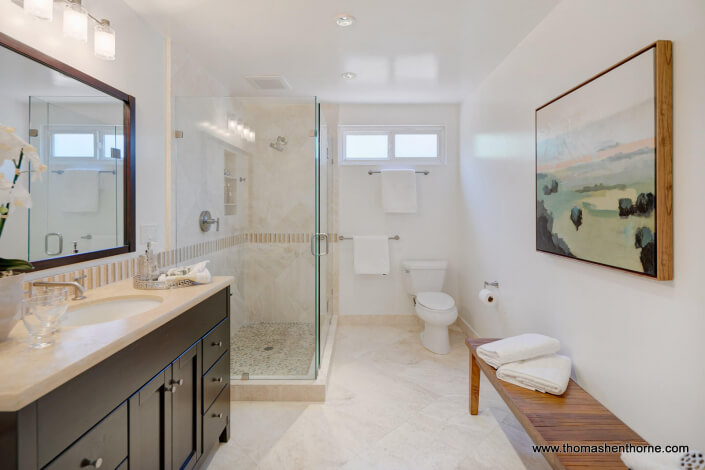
[208,322,552,470]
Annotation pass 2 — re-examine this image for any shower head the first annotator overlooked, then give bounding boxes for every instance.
[270,136,287,152]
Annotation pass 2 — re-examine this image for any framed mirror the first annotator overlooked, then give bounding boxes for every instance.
[0,32,135,270]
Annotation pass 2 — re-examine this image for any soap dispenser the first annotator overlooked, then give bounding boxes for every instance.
[138,240,160,281]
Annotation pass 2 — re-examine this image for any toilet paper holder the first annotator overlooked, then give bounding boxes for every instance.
[484,281,499,288]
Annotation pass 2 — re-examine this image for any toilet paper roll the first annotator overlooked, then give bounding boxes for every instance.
[478,288,496,305]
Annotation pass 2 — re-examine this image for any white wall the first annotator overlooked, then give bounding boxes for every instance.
[457,0,705,449]
[338,104,459,316]
[0,0,167,256]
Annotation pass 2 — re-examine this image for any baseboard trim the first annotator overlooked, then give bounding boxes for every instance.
[337,314,422,327]
[455,315,480,338]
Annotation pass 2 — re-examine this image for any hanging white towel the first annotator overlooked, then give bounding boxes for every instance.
[620,451,683,470]
[496,354,572,395]
[477,333,560,369]
[353,236,390,275]
[381,169,417,213]
[59,169,99,212]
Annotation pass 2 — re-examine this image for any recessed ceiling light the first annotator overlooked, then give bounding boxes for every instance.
[335,14,356,27]
[341,72,357,80]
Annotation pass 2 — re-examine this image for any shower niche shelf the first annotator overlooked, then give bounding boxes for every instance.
[224,151,237,216]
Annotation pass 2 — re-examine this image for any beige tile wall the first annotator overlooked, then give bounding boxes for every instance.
[25,233,339,296]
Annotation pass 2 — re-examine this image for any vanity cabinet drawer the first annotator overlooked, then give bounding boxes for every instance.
[203,319,228,372]
[203,386,229,454]
[203,350,228,412]
[44,403,127,470]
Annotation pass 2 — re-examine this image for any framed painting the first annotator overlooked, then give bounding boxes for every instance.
[535,41,672,280]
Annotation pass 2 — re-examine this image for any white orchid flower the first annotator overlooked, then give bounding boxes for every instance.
[9,182,31,210]
[0,123,46,181]
[0,173,12,191]
[0,126,26,164]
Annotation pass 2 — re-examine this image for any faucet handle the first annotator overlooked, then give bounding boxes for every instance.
[74,274,87,283]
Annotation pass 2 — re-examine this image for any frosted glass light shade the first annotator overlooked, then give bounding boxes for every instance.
[24,0,53,20]
[94,20,116,61]
[63,2,88,42]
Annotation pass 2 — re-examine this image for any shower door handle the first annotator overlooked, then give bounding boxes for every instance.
[310,233,329,256]
[45,232,63,256]
[320,233,329,255]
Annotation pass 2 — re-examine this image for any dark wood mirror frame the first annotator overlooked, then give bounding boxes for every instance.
[0,32,136,271]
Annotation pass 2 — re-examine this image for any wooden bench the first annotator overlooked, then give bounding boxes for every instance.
[467,338,647,470]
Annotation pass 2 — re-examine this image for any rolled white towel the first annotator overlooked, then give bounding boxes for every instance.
[496,354,572,395]
[620,451,682,470]
[158,268,212,284]
[477,333,560,369]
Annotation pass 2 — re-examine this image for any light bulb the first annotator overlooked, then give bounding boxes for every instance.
[24,0,53,21]
[94,19,116,61]
[63,1,88,42]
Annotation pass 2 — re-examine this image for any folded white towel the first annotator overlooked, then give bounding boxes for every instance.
[353,236,390,275]
[477,333,561,369]
[620,451,682,470]
[496,354,572,395]
[381,169,417,213]
[158,260,212,284]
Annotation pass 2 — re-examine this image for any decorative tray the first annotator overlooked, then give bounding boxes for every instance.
[133,275,198,290]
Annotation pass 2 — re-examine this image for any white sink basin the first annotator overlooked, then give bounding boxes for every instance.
[63,296,163,327]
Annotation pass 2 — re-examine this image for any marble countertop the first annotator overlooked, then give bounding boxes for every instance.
[0,276,233,412]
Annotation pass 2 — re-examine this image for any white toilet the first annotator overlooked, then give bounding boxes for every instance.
[402,260,458,355]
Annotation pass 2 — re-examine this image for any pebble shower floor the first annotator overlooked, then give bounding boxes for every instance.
[229,322,315,378]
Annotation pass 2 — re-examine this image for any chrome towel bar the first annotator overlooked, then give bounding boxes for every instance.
[368,170,429,175]
[339,235,400,241]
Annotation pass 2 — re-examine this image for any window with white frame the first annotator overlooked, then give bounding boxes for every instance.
[48,125,124,161]
[339,125,444,164]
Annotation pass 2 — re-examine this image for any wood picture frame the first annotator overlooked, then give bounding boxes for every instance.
[535,40,672,280]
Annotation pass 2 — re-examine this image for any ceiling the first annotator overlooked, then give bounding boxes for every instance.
[123,0,558,102]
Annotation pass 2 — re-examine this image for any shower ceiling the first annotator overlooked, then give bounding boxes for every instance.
[122,0,558,102]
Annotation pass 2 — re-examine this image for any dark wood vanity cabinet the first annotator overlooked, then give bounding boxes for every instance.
[1,287,231,470]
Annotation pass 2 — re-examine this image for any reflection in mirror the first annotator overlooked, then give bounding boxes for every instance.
[0,39,126,266]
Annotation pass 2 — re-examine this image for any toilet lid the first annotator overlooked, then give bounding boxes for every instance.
[416,292,455,311]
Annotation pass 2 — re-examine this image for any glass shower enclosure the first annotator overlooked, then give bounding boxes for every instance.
[173,96,332,381]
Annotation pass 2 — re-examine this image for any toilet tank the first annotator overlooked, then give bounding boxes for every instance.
[402,260,448,294]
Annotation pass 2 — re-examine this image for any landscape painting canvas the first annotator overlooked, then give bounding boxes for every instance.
[536,43,672,279]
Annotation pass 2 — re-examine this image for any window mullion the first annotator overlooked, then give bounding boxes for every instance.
[389,131,394,161]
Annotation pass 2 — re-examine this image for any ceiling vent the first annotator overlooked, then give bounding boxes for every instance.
[245,75,292,90]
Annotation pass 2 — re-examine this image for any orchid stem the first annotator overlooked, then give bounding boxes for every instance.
[0,149,24,239]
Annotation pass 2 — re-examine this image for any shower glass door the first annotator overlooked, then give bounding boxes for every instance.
[173,96,328,381]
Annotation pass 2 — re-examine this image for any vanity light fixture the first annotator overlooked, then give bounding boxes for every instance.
[24,0,53,21]
[335,14,356,27]
[18,0,117,60]
[94,19,116,61]
[63,0,88,42]
[341,72,357,80]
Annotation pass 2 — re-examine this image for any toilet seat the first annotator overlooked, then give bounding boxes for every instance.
[416,292,455,311]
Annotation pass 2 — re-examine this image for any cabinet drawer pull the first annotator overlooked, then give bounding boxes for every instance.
[166,385,177,393]
[171,378,184,386]
[211,341,223,347]
[81,457,103,468]
[212,413,223,419]
[212,377,223,383]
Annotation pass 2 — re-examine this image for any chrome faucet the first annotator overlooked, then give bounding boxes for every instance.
[33,275,87,300]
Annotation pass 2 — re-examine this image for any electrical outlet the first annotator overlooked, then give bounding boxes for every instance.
[140,225,159,244]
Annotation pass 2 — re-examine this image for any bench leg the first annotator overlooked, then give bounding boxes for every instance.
[470,353,480,415]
